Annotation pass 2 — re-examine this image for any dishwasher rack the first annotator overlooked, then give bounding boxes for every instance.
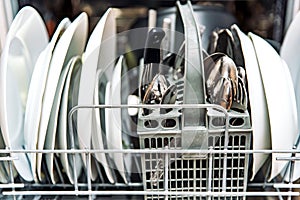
[0,104,299,199]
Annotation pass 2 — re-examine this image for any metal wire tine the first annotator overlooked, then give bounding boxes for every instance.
[5,146,16,200]
[69,103,229,115]
[288,158,295,197]
[287,134,300,200]
[208,146,213,200]
[275,185,285,200]
[67,99,76,150]
[86,151,92,200]
[164,146,169,200]
[72,149,78,193]
[67,98,79,193]
[9,162,16,200]
[290,134,300,182]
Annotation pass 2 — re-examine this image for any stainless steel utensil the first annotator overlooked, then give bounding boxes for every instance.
[140,28,165,101]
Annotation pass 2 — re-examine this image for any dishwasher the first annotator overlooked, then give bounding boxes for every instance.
[0,0,299,199]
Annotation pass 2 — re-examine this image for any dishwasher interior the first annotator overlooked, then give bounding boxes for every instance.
[0,0,299,199]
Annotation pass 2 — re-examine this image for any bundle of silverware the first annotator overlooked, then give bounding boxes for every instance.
[139,28,180,115]
[205,28,248,112]
[140,27,249,114]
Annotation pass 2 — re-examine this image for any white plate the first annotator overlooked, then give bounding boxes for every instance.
[56,56,83,184]
[108,56,127,183]
[231,25,271,180]
[249,33,298,181]
[41,55,73,183]
[280,11,300,93]
[78,7,117,152]
[281,59,299,182]
[0,6,48,181]
[78,8,118,183]
[93,69,114,183]
[280,11,300,182]
[33,13,88,182]
[24,18,71,182]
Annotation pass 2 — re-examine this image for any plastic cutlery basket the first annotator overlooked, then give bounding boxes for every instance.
[137,1,252,199]
[137,100,252,200]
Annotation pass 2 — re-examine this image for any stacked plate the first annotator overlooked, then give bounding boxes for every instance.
[0,6,131,184]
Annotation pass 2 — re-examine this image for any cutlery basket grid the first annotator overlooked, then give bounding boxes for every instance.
[137,104,252,200]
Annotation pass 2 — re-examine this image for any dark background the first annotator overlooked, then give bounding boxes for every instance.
[17,0,286,43]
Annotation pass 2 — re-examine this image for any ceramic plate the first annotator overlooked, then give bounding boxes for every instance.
[0,6,48,181]
[33,13,88,182]
[78,8,118,182]
[93,69,114,183]
[55,56,83,184]
[280,11,300,182]
[281,59,299,182]
[24,18,71,182]
[231,25,271,180]
[108,56,127,183]
[41,56,73,183]
[280,11,300,92]
[78,7,117,153]
[249,33,298,181]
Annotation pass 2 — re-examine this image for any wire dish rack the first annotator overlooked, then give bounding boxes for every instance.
[0,105,300,200]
